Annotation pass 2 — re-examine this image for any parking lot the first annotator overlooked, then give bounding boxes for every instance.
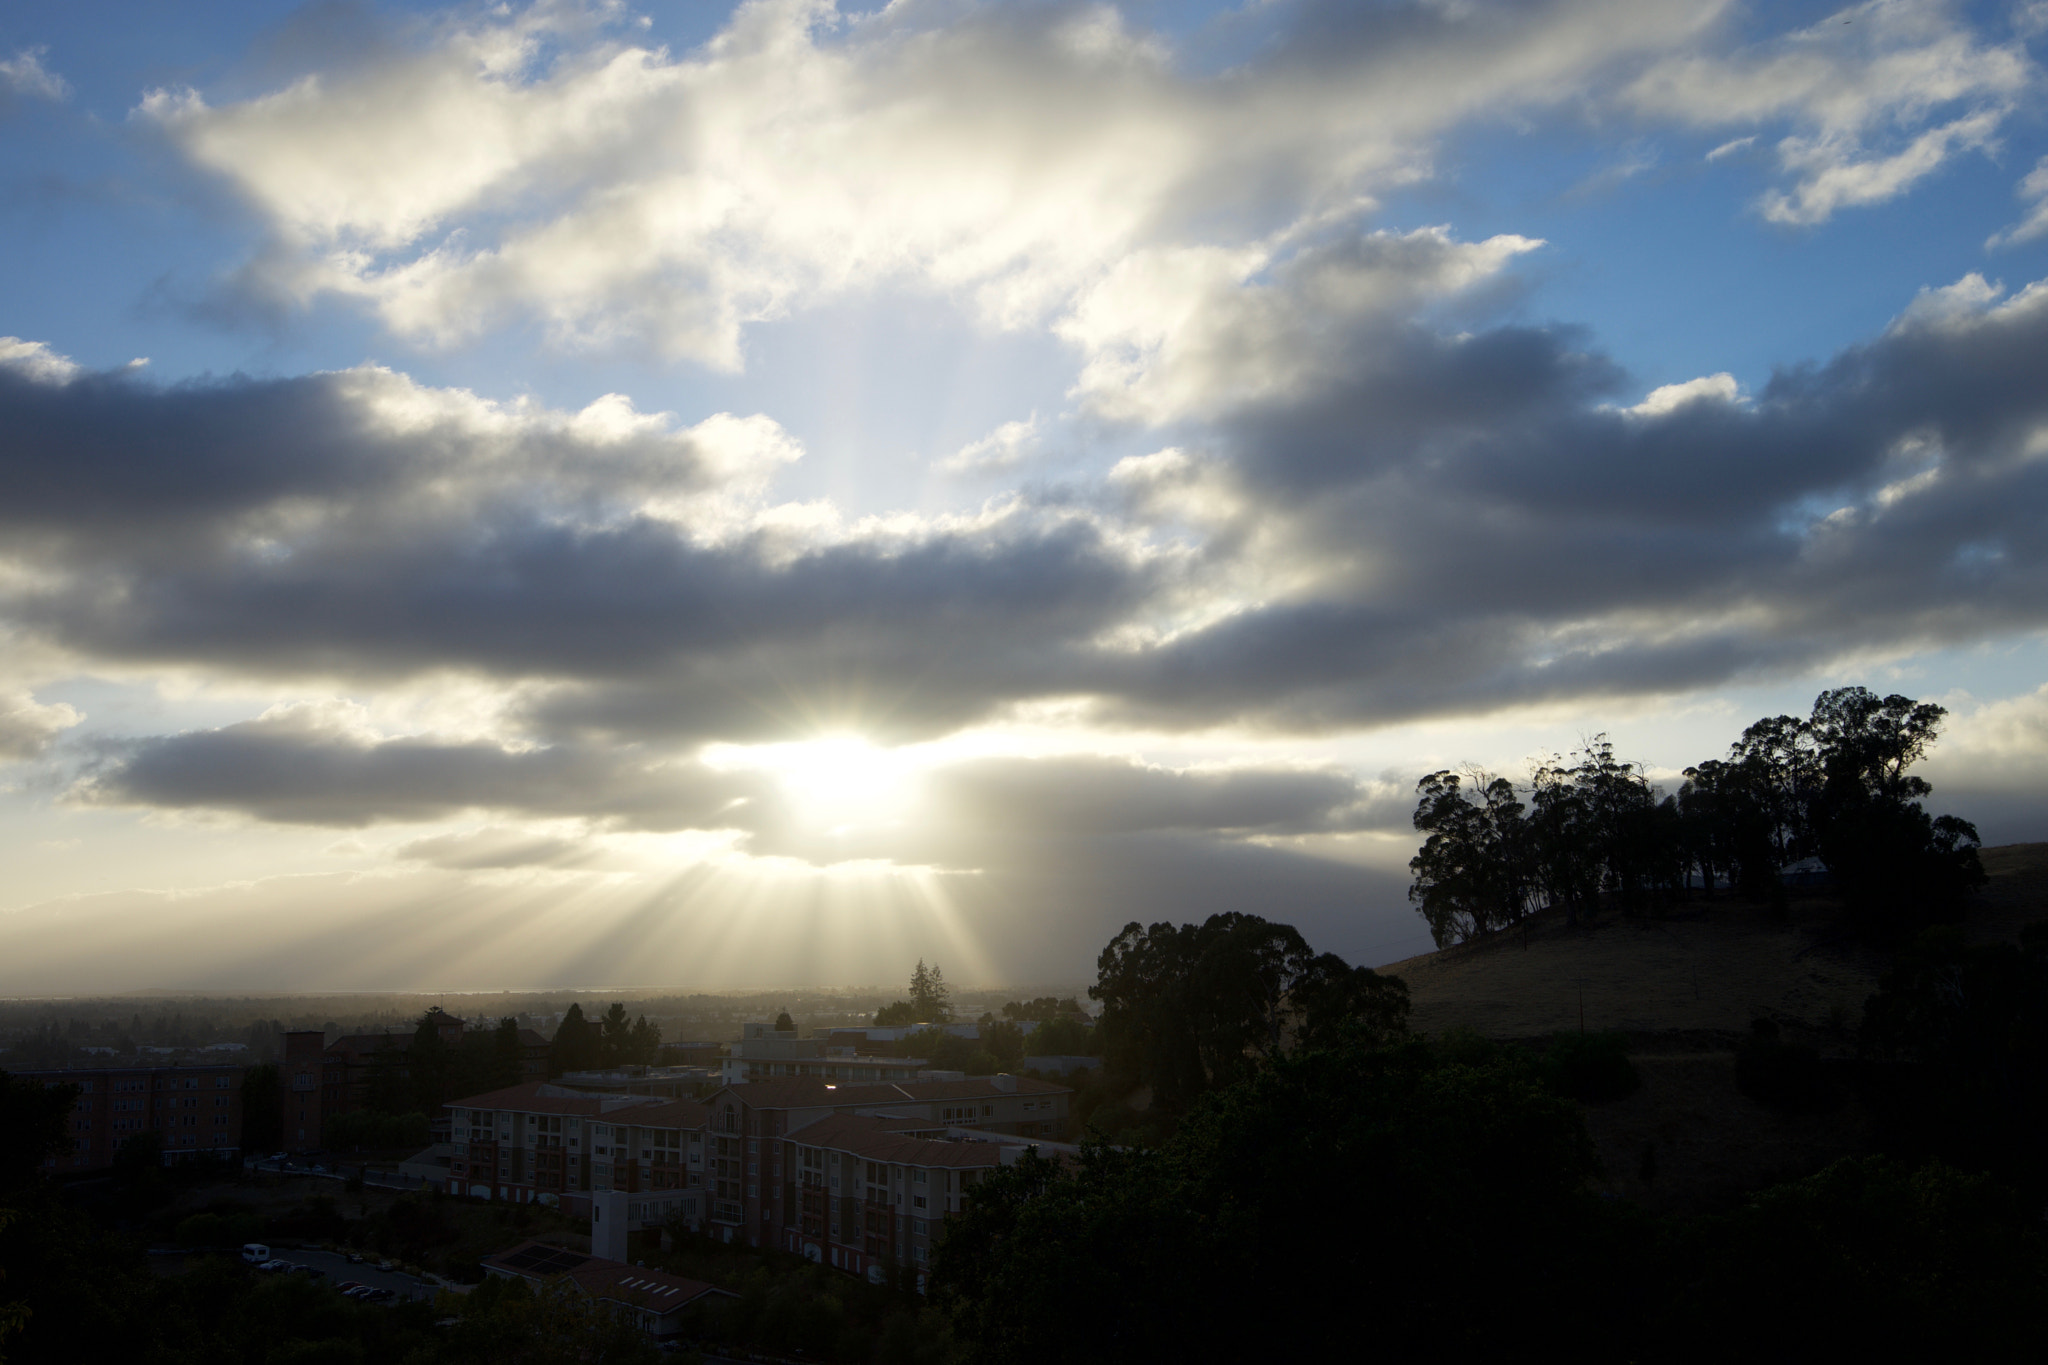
[255,1246,444,1303]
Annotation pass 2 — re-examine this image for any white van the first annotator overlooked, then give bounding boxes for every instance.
[241,1243,271,1264]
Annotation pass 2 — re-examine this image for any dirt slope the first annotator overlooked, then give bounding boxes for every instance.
[1382,843,2048,1043]
[1378,843,2048,1213]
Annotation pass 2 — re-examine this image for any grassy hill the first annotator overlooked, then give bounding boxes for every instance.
[1377,842,2048,1213]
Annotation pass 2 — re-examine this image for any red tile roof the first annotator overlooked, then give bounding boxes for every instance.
[784,1112,1006,1169]
[449,1081,672,1117]
[602,1098,708,1130]
[714,1074,1068,1112]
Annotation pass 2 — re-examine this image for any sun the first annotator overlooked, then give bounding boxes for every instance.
[708,734,920,831]
[773,736,910,804]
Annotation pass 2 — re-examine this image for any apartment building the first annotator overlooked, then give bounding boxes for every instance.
[693,1074,1071,1249]
[445,1081,710,1216]
[19,1063,247,1172]
[781,1112,1030,1280]
[442,1071,1071,1243]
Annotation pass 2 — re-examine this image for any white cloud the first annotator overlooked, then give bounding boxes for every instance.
[1625,372,1742,416]
[1062,226,1543,425]
[939,414,1041,475]
[1626,0,2033,223]
[0,336,82,385]
[1987,155,2048,248]
[1762,106,2001,225]
[0,47,69,101]
[0,689,81,760]
[142,0,1710,368]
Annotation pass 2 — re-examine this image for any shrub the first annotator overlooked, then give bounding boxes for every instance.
[1541,1031,1641,1102]
[1735,1019,1831,1111]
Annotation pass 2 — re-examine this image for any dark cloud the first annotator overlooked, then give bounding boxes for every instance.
[73,705,765,829]
[0,360,1154,741]
[7,271,2048,754]
[77,714,1405,863]
[1080,282,2048,731]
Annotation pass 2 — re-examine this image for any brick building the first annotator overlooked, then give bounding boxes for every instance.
[280,1016,551,1153]
[20,1064,247,1172]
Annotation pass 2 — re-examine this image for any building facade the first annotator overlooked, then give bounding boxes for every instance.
[445,1081,709,1216]
[442,1070,1072,1259]
[20,1064,247,1172]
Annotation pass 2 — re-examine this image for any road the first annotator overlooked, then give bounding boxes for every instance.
[246,1156,433,1192]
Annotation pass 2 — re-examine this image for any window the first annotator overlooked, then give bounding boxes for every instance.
[913,1194,927,1209]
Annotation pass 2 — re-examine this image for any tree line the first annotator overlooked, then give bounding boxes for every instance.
[1408,686,1987,947]
[547,1002,662,1075]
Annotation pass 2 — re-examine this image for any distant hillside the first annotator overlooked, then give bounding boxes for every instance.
[1384,842,2048,1042]
[1379,843,2048,1214]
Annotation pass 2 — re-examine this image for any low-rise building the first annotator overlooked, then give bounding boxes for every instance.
[720,1020,932,1086]
[481,1240,733,1341]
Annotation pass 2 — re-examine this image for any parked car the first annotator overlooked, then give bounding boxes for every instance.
[376,1260,394,1272]
[346,1253,364,1264]
[240,1243,272,1265]
[292,1265,325,1279]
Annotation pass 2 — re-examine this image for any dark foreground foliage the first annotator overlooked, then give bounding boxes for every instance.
[930,1022,2048,1364]
[932,1029,1632,1362]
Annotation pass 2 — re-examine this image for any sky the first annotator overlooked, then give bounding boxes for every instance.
[4,0,2048,995]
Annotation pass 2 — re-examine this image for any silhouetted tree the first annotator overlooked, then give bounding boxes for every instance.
[550,1003,598,1077]
[1091,913,1406,1111]
[910,960,952,1022]
[490,1017,524,1090]
[240,1063,282,1154]
[1409,768,1534,945]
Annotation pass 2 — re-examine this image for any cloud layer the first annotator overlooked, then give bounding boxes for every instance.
[3,1,2046,986]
